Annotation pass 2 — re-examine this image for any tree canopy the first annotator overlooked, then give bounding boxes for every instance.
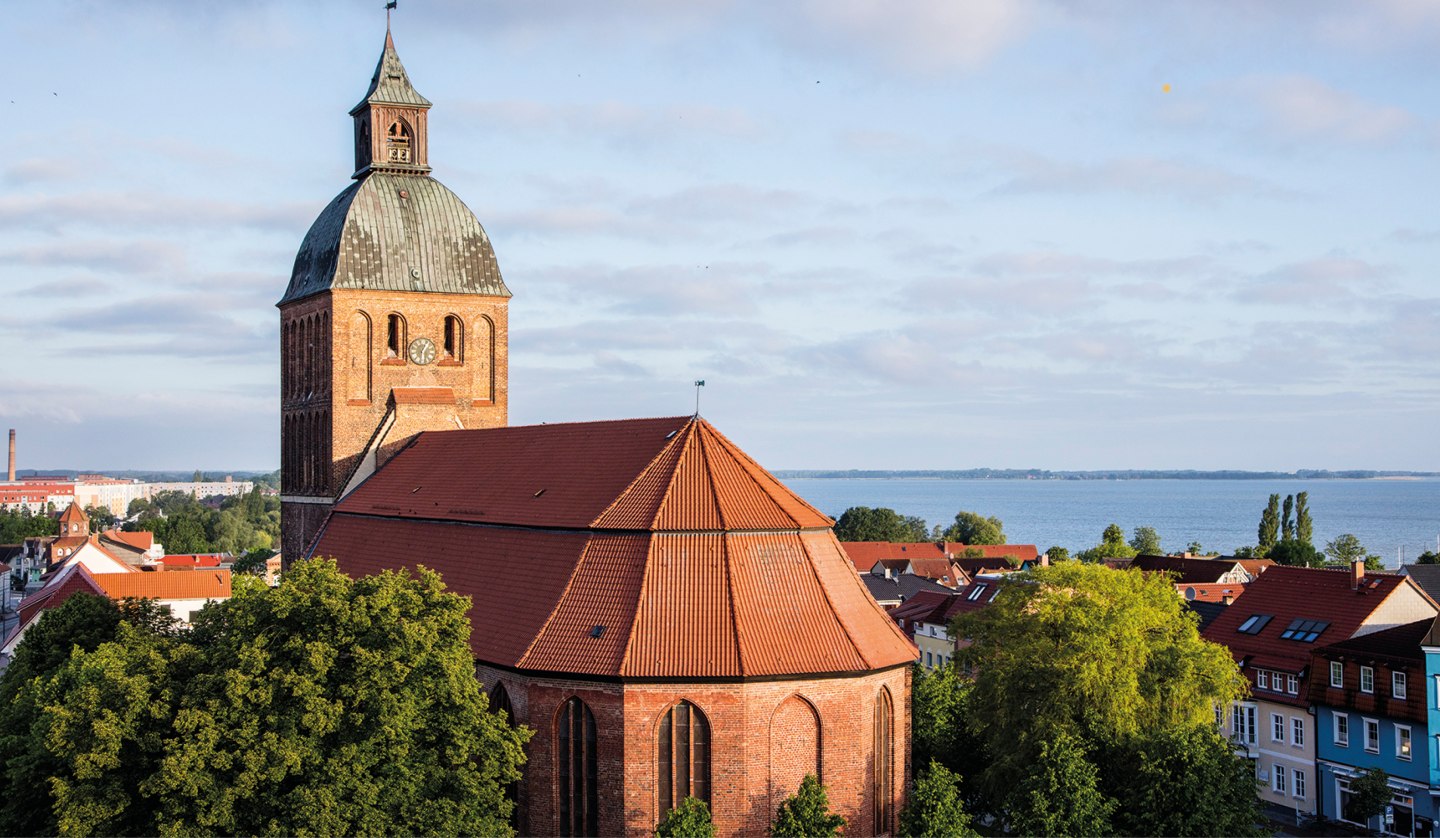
[1074,523,1138,563]
[655,796,715,838]
[1128,526,1162,555]
[770,774,845,838]
[832,506,928,542]
[125,487,278,556]
[1325,533,1384,570]
[0,559,528,837]
[899,761,977,838]
[950,562,1253,834]
[942,511,1005,545]
[0,507,57,543]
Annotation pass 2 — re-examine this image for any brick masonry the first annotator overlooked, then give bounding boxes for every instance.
[478,665,911,838]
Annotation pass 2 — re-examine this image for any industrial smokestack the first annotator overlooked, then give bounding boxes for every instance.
[7,429,14,483]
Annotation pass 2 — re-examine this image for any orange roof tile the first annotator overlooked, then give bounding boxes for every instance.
[318,417,914,678]
[102,529,154,551]
[91,570,231,600]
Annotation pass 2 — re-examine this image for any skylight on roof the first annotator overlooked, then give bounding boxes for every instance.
[1237,614,1273,635]
[967,584,987,601]
[1279,618,1330,643]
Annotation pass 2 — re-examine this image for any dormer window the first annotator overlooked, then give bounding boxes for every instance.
[386,120,411,163]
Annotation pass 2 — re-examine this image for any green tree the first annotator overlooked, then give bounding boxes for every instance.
[1185,541,1205,556]
[0,508,58,543]
[1104,724,1263,837]
[1074,524,1138,563]
[953,564,1247,827]
[1268,539,1322,567]
[1005,729,1115,837]
[911,664,982,782]
[1129,526,1162,556]
[770,774,845,838]
[231,548,275,576]
[1325,533,1383,570]
[1044,545,1071,563]
[1347,767,1391,827]
[1281,494,1295,542]
[833,507,927,542]
[656,796,715,838]
[1296,491,1314,546]
[1417,550,1440,565]
[84,505,118,532]
[191,470,204,483]
[1258,494,1280,553]
[899,761,977,838]
[943,511,1005,545]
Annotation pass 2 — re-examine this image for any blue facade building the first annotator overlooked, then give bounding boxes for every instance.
[1313,619,1438,836]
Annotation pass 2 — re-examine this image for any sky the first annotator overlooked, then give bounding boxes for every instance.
[2,0,1438,472]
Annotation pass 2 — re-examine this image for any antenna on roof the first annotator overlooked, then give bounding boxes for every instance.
[693,380,705,416]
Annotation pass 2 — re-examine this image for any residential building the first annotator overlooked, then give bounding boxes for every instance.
[1204,563,1439,817]
[1310,618,1437,835]
[889,581,1003,669]
[861,568,956,610]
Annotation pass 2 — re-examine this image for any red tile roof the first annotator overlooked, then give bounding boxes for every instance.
[91,570,231,601]
[1202,566,1430,706]
[1180,584,1246,603]
[102,529,154,551]
[318,417,915,678]
[15,563,105,629]
[160,554,225,568]
[58,501,88,527]
[840,541,1039,571]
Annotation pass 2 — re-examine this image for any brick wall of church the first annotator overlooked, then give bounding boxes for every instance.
[478,665,911,838]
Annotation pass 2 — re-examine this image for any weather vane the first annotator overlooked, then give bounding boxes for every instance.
[694,380,705,416]
[386,0,397,28]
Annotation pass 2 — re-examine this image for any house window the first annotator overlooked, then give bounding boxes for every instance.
[558,697,599,837]
[1273,763,1287,794]
[1393,671,1407,700]
[1364,718,1380,753]
[1334,713,1349,746]
[1232,705,1257,746]
[874,688,895,835]
[657,701,711,812]
[1272,713,1286,743]
[1293,768,1306,800]
[1330,660,1344,688]
[1257,671,1270,690]
[1292,717,1305,748]
[1286,675,1298,695]
[1360,666,1374,694]
[1397,724,1412,761]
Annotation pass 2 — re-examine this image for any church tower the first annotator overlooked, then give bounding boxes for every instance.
[277,29,511,564]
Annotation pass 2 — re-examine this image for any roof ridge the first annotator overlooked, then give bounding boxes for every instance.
[697,419,831,526]
[696,420,728,531]
[590,417,690,529]
[619,535,660,675]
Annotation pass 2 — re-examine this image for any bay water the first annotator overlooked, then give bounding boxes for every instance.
[784,477,1440,569]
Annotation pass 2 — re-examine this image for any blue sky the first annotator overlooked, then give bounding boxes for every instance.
[2,1,1437,472]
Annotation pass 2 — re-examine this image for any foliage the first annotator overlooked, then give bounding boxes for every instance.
[1044,545,1070,563]
[655,796,715,838]
[911,664,982,782]
[84,505,118,532]
[899,761,977,838]
[1129,526,1162,556]
[833,506,927,542]
[1185,541,1205,556]
[230,548,275,576]
[1258,494,1280,552]
[1418,550,1440,565]
[1296,491,1313,546]
[942,511,1005,545]
[1074,524,1138,563]
[0,560,528,837]
[1325,533,1383,570]
[1267,538,1323,567]
[0,507,58,543]
[952,563,1249,832]
[770,774,845,838]
[1005,729,1114,838]
[1281,494,1295,541]
[1348,768,1391,824]
[1104,724,1264,837]
[125,487,279,557]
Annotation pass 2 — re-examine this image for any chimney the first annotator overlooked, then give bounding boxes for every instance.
[7,429,14,482]
[1039,554,1051,568]
[1222,594,1235,606]
[1352,559,1365,590]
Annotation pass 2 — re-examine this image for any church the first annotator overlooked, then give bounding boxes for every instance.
[278,28,916,837]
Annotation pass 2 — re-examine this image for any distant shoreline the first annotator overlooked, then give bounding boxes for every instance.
[776,470,1440,481]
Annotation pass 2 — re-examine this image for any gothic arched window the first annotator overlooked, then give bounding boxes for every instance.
[658,700,711,813]
[558,696,598,837]
[386,120,412,163]
[490,682,514,724]
[873,688,894,835]
[443,315,463,361]
[386,314,405,358]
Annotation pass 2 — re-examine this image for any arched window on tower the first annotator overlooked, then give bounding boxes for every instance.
[658,701,711,814]
[386,314,405,359]
[557,696,598,837]
[443,315,463,362]
[873,688,894,835]
[349,311,372,402]
[386,120,412,163]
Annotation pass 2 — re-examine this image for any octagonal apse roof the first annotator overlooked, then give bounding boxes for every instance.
[313,416,919,679]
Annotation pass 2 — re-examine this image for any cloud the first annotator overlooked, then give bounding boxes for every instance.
[1389,227,1440,243]
[454,99,762,149]
[16,277,112,297]
[2,158,81,186]
[0,240,187,274]
[0,192,313,235]
[1244,75,1417,144]
[987,152,1287,202]
[1236,257,1394,305]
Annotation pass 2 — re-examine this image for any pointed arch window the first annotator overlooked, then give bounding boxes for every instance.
[386,314,406,358]
[443,315,463,362]
[558,697,598,837]
[658,700,711,812]
[386,120,412,163]
[490,682,514,724]
[873,688,894,835]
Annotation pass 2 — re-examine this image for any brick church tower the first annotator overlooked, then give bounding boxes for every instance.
[277,30,511,563]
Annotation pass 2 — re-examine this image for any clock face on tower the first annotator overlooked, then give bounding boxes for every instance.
[407,337,437,365]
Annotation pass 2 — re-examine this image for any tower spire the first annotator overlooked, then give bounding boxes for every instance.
[349,25,432,178]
